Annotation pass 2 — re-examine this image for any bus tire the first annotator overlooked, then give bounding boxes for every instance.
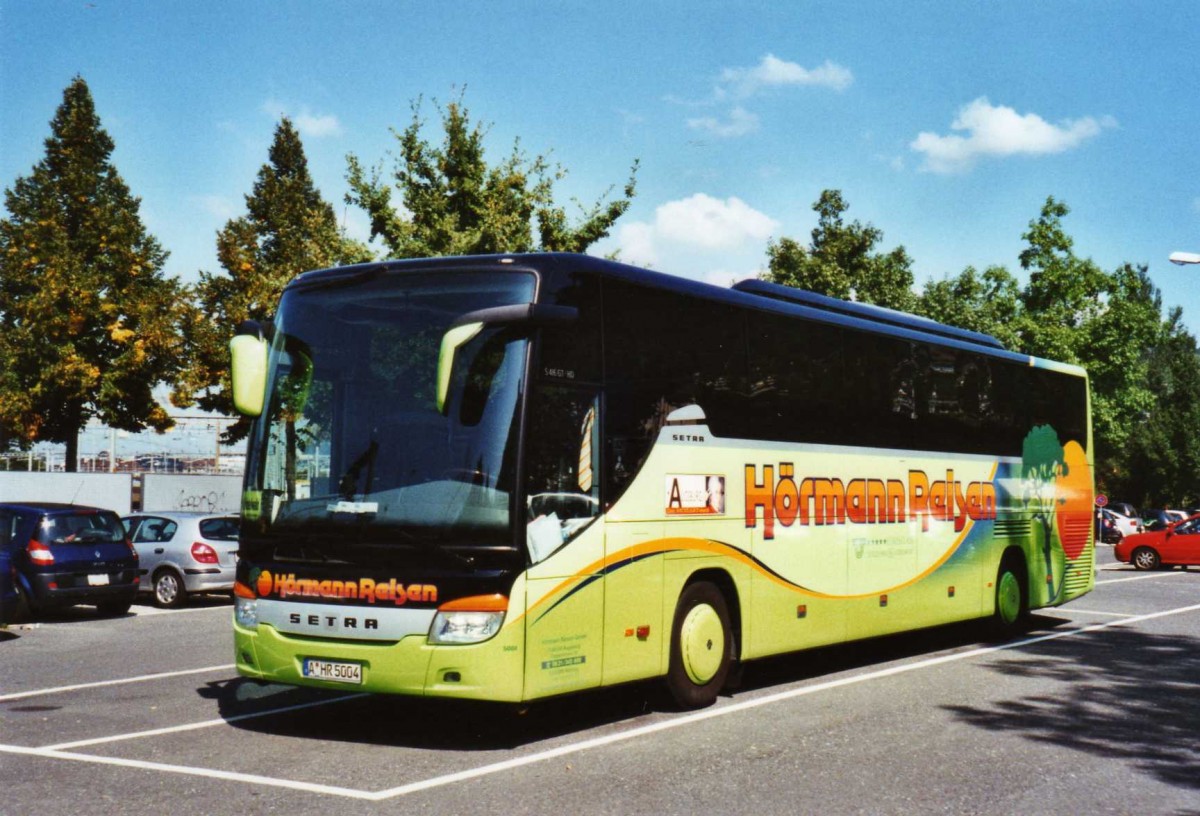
[990,557,1028,640]
[666,581,733,709]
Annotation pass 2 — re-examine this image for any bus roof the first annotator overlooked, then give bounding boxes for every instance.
[288,253,1082,375]
[730,279,1006,350]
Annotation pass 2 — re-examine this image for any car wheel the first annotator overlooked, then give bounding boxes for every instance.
[12,583,33,623]
[666,581,733,709]
[153,569,187,608]
[1132,547,1161,571]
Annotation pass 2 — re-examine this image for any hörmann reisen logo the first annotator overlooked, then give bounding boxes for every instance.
[745,463,997,539]
[256,569,438,606]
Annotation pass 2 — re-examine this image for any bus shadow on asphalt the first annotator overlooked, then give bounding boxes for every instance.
[942,624,1200,794]
[205,617,1070,751]
[205,676,664,751]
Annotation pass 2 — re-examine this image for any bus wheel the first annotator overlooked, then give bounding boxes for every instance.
[990,560,1028,640]
[666,582,732,709]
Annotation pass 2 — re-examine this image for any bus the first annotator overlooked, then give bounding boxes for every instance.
[228,253,1094,709]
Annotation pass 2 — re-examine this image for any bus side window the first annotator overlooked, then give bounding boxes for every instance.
[524,385,601,563]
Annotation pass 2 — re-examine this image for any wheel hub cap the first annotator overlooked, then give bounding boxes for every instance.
[680,603,724,684]
[997,571,1020,625]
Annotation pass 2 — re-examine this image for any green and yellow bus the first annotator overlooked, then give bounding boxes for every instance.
[229,253,1094,708]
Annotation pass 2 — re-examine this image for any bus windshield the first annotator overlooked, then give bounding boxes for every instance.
[241,269,536,562]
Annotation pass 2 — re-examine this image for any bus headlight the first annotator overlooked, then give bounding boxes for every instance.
[428,594,507,644]
[235,596,258,629]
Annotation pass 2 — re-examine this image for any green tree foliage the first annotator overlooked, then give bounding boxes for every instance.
[345,95,637,258]
[765,190,916,311]
[1080,263,1160,490]
[0,77,187,471]
[176,118,371,437]
[1122,311,1200,506]
[1016,197,1111,363]
[917,264,1023,349]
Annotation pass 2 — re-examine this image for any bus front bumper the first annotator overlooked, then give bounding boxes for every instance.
[234,621,525,702]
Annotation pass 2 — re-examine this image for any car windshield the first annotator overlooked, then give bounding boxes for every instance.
[242,269,536,563]
[41,512,125,545]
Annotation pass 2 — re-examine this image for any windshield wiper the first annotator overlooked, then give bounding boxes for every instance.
[338,440,379,500]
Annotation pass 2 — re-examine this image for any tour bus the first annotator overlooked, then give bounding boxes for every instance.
[229,253,1094,709]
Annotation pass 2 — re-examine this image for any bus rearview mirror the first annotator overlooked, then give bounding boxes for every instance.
[230,322,269,417]
[436,304,578,416]
[437,322,485,415]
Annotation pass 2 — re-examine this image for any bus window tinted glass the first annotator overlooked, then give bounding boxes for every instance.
[603,280,749,499]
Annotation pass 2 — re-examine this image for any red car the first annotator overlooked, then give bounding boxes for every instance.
[1114,513,1200,570]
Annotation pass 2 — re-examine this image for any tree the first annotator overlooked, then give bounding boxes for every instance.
[1079,263,1160,493]
[345,94,637,258]
[175,117,371,437]
[917,265,1023,349]
[1122,312,1200,505]
[1016,197,1111,363]
[764,190,915,311]
[0,76,187,471]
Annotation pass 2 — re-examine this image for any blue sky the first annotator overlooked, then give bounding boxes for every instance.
[4,0,1200,344]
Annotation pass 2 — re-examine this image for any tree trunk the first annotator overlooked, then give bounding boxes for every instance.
[65,429,79,473]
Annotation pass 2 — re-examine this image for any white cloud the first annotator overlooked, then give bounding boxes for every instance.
[615,221,659,267]
[686,106,760,138]
[911,97,1115,174]
[293,111,343,138]
[718,54,854,98]
[615,194,779,266]
[261,99,343,138]
[657,194,779,248]
[672,54,852,140]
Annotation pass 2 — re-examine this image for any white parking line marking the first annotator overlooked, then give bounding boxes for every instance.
[0,664,234,702]
[3,600,1199,801]
[1095,571,1188,586]
[0,744,377,800]
[44,692,368,751]
[1060,609,1136,618]
[131,604,232,617]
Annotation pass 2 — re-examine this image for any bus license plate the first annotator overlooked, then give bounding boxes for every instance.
[303,659,362,685]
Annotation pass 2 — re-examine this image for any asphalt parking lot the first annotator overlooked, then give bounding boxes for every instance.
[3,547,1200,815]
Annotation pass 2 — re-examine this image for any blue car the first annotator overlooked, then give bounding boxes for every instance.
[0,543,14,625]
[0,502,139,620]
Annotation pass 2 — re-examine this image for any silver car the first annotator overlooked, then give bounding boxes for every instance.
[121,512,239,608]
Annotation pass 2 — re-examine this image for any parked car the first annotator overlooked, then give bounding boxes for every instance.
[1100,508,1142,543]
[1115,513,1200,570]
[0,502,139,619]
[1098,509,1128,544]
[1140,509,1180,532]
[0,541,14,625]
[1107,502,1139,521]
[121,511,239,608]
